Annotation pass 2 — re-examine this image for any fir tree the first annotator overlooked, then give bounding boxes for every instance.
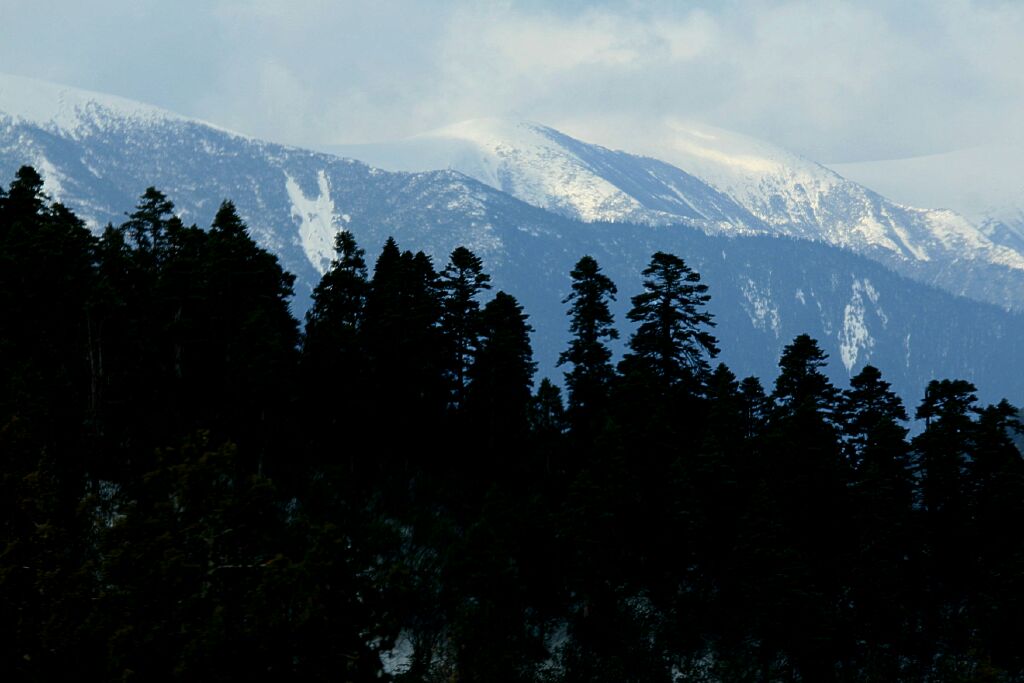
[439,246,491,411]
[558,255,619,438]
[467,291,536,454]
[619,251,718,393]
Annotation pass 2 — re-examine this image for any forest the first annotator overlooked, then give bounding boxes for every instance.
[2,164,1024,682]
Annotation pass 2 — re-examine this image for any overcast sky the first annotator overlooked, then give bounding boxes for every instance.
[2,0,1022,162]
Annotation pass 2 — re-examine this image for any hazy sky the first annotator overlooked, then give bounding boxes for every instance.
[2,0,1022,162]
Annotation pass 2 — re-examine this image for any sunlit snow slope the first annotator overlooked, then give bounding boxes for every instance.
[332,118,1024,311]
[832,144,1024,255]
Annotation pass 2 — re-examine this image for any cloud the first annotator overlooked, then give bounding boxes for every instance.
[1,0,1022,161]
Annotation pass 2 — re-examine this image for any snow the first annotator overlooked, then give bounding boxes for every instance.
[838,279,883,373]
[741,278,781,338]
[652,119,843,225]
[831,143,1024,227]
[379,631,414,676]
[0,72,240,138]
[329,115,1024,291]
[285,170,347,274]
[32,153,65,201]
[408,118,649,223]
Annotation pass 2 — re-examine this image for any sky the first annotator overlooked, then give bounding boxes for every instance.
[2,0,1022,163]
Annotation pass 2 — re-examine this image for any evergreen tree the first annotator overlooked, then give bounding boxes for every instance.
[619,251,718,394]
[839,365,916,676]
[771,333,839,420]
[558,255,619,438]
[738,375,769,440]
[913,379,978,519]
[466,291,536,456]
[301,229,369,457]
[969,400,1024,673]
[911,379,982,668]
[299,228,368,376]
[744,335,851,678]
[121,186,177,263]
[202,201,299,468]
[439,246,491,411]
[362,238,446,462]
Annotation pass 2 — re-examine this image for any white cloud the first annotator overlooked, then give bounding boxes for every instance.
[1,0,1023,161]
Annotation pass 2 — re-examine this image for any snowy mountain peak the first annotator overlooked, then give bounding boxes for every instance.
[328,116,1024,310]
[656,119,844,201]
[327,117,761,229]
[0,73,235,139]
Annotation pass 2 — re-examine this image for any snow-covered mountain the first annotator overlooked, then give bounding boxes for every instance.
[330,118,1024,312]
[327,119,762,231]
[831,144,1024,255]
[2,74,1023,405]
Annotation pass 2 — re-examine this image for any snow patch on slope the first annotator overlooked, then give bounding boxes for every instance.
[838,279,884,373]
[741,278,781,337]
[285,170,347,275]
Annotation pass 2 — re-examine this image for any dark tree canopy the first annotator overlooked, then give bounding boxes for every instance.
[620,251,718,391]
[439,246,492,410]
[559,255,619,435]
[4,167,1024,682]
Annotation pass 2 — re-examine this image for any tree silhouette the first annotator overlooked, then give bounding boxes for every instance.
[559,255,618,438]
[620,251,718,393]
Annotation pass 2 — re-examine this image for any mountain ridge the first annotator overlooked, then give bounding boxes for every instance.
[2,74,1022,406]
[328,117,1024,312]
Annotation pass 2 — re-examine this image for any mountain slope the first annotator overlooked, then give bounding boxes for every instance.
[331,118,1024,312]
[831,144,1024,255]
[2,74,1022,406]
[328,118,763,231]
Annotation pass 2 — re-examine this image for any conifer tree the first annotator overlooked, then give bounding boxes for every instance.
[301,229,370,467]
[467,291,536,454]
[303,229,368,364]
[969,400,1024,672]
[619,251,718,393]
[530,378,567,439]
[738,375,769,439]
[913,379,978,519]
[439,246,491,411]
[558,255,619,437]
[122,186,177,262]
[362,238,446,458]
[839,365,915,674]
[771,334,838,419]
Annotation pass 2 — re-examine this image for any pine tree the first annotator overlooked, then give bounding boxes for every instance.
[466,291,536,455]
[619,251,718,393]
[748,335,850,677]
[839,365,915,675]
[362,238,446,460]
[301,230,370,469]
[911,379,982,666]
[439,246,491,411]
[121,186,177,262]
[771,334,839,420]
[969,400,1024,672]
[558,255,619,437]
[303,230,368,366]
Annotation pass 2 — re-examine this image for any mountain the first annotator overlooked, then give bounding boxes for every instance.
[327,119,762,231]
[831,144,1024,255]
[329,119,1024,312]
[2,73,1023,406]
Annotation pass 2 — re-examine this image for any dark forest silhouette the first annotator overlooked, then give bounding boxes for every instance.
[2,166,1023,681]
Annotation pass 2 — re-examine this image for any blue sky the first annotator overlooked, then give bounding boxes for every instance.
[2,0,1021,162]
